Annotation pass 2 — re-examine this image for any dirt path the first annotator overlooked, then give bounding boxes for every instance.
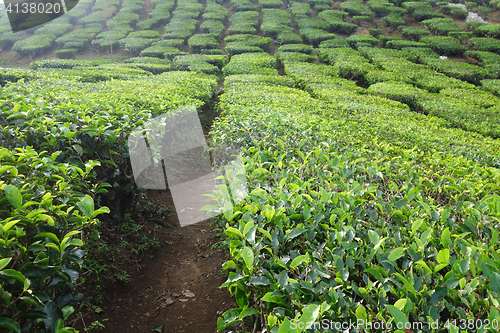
[74,190,236,333]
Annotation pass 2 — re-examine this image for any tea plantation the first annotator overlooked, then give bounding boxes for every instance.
[1,0,500,332]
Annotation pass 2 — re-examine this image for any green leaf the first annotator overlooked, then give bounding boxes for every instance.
[420,227,433,244]
[388,247,405,262]
[386,304,409,330]
[297,304,321,330]
[3,185,22,209]
[285,227,306,241]
[252,168,268,176]
[441,228,451,248]
[55,319,64,333]
[490,272,500,293]
[0,269,27,284]
[239,307,259,320]
[225,227,243,239]
[76,195,94,218]
[407,188,417,201]
[261,292,286,306]
[437,249,450,265]
[290,253,309,269]
[42,302,63,333]
[394,298,407,311]
[416,261,432,274]
[217,309,241,331]
[258,227,272,241]
[368,230,379,245]
[0,317,21,333]
[355,304,368,322]
[151,325,163,332]
[411,219,423,236]
[275,137,285,149]
[243,221,255,237]
[92,207,110,218]
[434,264,447,273]
[394,273,416,297]
[0,258,12,271]
[430,287,447,305]
[2,219,20,233]
[278,318,298,333]
[396,199,407,210]
[35,232,60,245]
[61,306,74,321]
[241,246,254,271]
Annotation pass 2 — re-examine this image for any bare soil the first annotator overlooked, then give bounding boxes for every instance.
[73,190,237,333]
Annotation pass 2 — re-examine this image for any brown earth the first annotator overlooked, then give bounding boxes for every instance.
[73,190,237,333]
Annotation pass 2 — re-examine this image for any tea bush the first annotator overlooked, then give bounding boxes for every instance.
[369,28,384,37]
[223,53,278,76]
[481,79,500,96]
[340,0,375,16]
[127,30,160,39]
[290,2,311,15]
[0,147,110,333]
[119,37,156,53]
[277,44,314,54]
[470,37,500,53]
[402,47,439,61]
[300,28,337,45]
[30,59,111,70]
[295,15,331,30]
[34,21,73,37]
[78,11,108,25]
[473,24,500,38]
[346,34,379,47]
[53,49,78,59]
[319,38,349,48]
[420,36,467,56]
[140,42,188,59]
[164,16,198,39]
[12,35,55,57]
[378,34,402,46]
[229,11,260,28]
[225,35,272,50]
[400,27,431,40]
[319,47,376,82]
[230,0,260,11]
[441,4,468,19]
[213,67,500,332]
[55,27,102,48]
[383,12,406,27]
[203,2,228,21]
[174,55,224,75]
[387,40,428,49]
[275,52,318,63]
[367,0,394,15]
[259,0,282,8]
[421,18,464,35]
[261,9,293,37]
[0,69,36,87]
[421,57,496,84]
[201,20,226,35]
[188,34,219,51]
[277,32,303,44]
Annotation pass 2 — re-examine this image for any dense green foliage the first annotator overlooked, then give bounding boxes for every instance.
[212,64,500,333]
[1,0,500,332]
